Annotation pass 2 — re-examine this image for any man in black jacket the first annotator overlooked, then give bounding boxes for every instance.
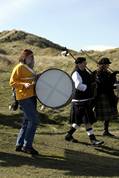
[94,57,118,137]
[65,57,104,146]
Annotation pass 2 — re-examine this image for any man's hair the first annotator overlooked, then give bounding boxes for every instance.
[19,49,33,63]
[75,57,86,64]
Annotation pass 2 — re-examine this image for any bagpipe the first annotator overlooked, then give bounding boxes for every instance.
[62,47,119,101]
[61,47,98,98]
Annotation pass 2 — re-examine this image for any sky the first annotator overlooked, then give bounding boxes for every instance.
[0,0,119,51]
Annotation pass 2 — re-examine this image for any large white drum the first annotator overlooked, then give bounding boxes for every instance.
[36,68,74,108]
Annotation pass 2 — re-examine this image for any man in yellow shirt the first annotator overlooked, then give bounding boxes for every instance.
[10,49,39,155]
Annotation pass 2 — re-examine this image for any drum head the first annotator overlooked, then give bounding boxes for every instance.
[36,68,74,108]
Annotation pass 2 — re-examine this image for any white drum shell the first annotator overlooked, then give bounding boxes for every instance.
[36,68,74,108]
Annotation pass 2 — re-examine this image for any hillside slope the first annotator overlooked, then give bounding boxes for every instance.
[0,29,65,50]
[0,29,119,72]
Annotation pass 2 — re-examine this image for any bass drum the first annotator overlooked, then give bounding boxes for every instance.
[36,68,74,109]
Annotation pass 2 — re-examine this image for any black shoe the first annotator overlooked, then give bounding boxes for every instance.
[103,131,115,137]
[22,147,39,155]
[65,134,78,143]
[91,140,104,146]
[15,145,23,152]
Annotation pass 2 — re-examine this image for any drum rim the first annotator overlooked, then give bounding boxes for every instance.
[35,68,74,109]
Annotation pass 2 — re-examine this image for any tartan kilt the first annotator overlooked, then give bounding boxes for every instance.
[70,100,97,125]
[94,94,115,121]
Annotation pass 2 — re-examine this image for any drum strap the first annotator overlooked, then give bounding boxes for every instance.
[20,77,35,80]
[72,98,94,103]
[19,63,36,80]
[20,62,36,75]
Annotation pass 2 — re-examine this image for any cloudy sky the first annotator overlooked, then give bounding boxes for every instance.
[0,0,119,51]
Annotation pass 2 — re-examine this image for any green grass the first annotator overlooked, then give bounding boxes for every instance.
[0,112,119,178]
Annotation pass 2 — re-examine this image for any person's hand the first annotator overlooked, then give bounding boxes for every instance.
[24,83,31,88]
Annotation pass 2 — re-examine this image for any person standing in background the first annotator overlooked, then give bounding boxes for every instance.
[94,57,118,137]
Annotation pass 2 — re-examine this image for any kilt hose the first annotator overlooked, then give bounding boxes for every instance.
[94,94,117,121]
[70,100,97,125]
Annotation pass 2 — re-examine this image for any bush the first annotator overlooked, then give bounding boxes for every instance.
[0,48,7,54]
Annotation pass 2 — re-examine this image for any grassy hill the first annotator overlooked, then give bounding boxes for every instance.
[0,29,119,72]
[0,30,119,178]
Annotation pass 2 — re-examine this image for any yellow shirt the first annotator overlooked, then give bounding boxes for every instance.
[9,63,36,100]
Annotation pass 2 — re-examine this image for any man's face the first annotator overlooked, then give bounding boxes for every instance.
[78,61,87,70]
[25,54,34,69]
[98,64,110,70]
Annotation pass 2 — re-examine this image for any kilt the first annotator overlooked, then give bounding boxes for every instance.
[70,100,97,125]
[94,94,115,121]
